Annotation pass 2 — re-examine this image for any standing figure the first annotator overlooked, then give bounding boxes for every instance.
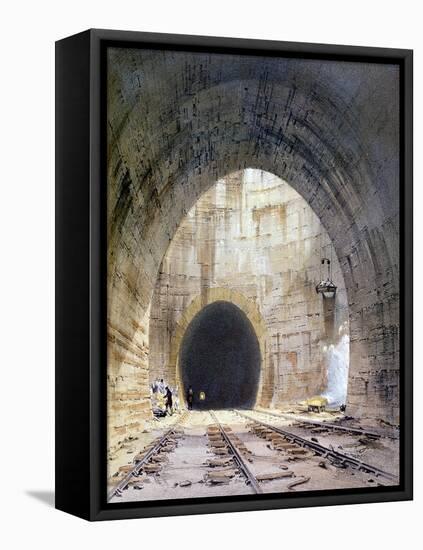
[164,386,173,415]
[158,378,166,394]
[187,385,194,410]
[173,385,180,412]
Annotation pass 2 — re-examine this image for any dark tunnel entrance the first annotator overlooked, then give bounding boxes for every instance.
[179,301,261,410]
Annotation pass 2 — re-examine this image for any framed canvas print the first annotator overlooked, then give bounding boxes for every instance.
[55,29,413,521]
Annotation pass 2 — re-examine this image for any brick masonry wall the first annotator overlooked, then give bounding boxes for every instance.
[107,48,400,451]
[148,169,349,408]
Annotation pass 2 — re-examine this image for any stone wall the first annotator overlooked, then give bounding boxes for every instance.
[107,48,400,451]
[149,169,349,407]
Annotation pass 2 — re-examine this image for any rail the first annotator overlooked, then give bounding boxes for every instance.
[235,410,398,482]
[209,410,262,494]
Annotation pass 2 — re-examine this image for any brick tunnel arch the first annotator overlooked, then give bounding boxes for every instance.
[166,288,269,408]
[179,301,261,410]
[107,49,400,449]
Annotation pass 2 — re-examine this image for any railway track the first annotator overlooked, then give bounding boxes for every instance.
[235,410,399,483]
[254,408,395,440]
[209,410,263,494]
[108,413,188,501]
[109,409,398,502]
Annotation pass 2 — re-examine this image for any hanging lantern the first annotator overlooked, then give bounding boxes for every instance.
[316,258,337,299]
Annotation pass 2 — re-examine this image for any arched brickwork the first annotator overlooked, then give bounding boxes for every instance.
[166,288,269,406]
[107,48,400,449]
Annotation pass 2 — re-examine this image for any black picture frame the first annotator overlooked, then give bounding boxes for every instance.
[55,28,413,521]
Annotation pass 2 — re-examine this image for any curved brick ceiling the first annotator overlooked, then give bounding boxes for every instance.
[107,48,400,448]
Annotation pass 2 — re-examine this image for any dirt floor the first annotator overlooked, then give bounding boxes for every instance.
[108,407,400,504]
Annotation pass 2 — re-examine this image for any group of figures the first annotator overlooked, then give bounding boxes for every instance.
[150,379,196,416]
[150,378,178,417]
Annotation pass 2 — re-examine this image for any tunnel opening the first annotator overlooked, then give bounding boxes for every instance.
[179,300,261,410]
[148,169,351,415]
